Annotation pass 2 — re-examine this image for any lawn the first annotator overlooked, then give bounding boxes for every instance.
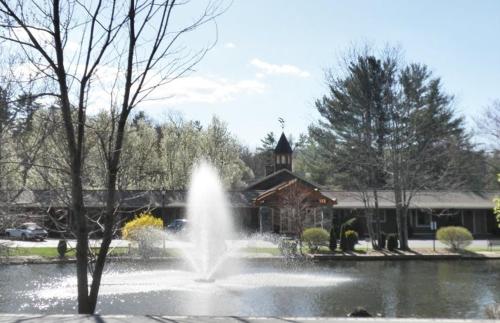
[4,245,496,258]
[4,247,130,258]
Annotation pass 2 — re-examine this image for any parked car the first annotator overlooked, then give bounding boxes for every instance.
[167,219,188,233]
[5,223,48,241]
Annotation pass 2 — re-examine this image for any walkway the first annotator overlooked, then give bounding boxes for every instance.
[0,315,497,323]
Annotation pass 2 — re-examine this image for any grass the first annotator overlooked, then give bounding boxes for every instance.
[4,247,130,258]
[4,244,498,259]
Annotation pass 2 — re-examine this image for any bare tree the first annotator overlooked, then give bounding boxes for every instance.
[477,101,500,150]
[0,0,226,313]
[257,179,333,253]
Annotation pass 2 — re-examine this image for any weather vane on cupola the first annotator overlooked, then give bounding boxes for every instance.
[278,117,285,131]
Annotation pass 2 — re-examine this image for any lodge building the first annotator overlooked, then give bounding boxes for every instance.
[1,133,499,238]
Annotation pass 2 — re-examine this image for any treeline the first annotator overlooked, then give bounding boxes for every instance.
[0,97,252,191]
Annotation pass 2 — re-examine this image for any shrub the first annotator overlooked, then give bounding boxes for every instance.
[57,239,67,259]
[485,303,500,319]
[339,217,357,251]
[329,227,337,251]
[436,226,473,251]
[122,212,163,240]
[387,234,398,251]
[343,230,358,251]
[278,237,298,256]
[122,212,164,256]
[0,241,11,257]
[302,227,329,253]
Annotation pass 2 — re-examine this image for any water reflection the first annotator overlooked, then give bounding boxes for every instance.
[0,260,498,318]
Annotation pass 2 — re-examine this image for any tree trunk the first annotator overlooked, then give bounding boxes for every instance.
[88,116,128,312]
[364,208,375,249]
[401,207,409,250]
[373,189,381,249]
[394,183,408,250]
[72,168,91,313]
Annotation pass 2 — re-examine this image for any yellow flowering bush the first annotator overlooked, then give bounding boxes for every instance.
[122,212,163,241]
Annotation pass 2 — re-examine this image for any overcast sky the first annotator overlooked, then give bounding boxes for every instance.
[137,0,500,149]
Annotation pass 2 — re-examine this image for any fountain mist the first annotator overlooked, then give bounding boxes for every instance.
[184,161,235,281]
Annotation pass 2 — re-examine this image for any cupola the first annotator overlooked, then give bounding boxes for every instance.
[274,132,293,172]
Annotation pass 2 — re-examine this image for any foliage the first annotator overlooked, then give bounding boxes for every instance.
[343,230,358,251]
[339,218,357,251]
[0,109,252,191]
[122,212,163,241]
[485,303,500,319]
[89,114,252,190]
[329,227,337,251]
[436,226,473,251]
[302,227,329,253]
[0,241,11,257]
[387,234,398,251]
[122,212,164,258]
[278,237,298,257]
[309,48,486,250]
[57,240,67,259]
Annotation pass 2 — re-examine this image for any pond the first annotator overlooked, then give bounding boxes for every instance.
[0,260,498,318]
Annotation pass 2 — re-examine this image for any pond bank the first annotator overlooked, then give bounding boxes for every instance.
[1,249,499,265]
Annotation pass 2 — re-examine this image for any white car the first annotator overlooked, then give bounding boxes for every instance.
[5,223,48,241]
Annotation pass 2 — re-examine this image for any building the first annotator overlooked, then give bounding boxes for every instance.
[1,133,499,238]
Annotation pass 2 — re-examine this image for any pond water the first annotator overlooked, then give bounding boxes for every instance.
[0,260,498,318]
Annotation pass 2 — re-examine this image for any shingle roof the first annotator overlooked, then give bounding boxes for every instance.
[245,168,321,191]
[0,190,260,208]
[1,189,497,210]
[321,190,499,209]
[274,132,292,154]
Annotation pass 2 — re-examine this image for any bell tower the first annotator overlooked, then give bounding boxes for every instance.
[274,132,293,172]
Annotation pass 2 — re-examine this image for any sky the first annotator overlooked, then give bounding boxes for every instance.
[138,0,500,149]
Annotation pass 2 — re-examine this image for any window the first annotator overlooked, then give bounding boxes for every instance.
[416,212,430,227]
[371,210,386,223]
[281,155,286,165]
